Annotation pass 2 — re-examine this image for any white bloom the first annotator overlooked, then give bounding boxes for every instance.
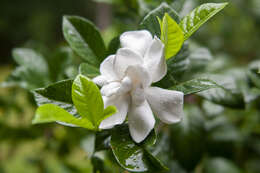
[93,30,184,143]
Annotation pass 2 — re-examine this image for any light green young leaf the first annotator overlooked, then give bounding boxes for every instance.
[160,13,184,59]
[72,74,116,129]
[156,16,162,29]
[180,3,228,40]
[33,104,95,130]
[63,16,106,66]
[99,106,117,125]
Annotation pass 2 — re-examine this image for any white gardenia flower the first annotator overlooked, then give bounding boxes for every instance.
[93,30,184,143]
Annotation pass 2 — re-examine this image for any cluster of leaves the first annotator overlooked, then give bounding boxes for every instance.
[2,0,260,173]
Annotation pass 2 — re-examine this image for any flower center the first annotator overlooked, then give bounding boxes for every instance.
[101,76,132,97]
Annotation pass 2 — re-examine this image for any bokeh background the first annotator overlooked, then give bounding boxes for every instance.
[0,0,260,172]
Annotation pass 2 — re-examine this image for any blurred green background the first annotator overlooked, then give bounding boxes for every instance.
[0,0,260,172]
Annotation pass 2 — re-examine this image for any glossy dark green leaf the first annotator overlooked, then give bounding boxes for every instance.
[180,3,228,40]
[167,43,189,78]
[63,15,106,66]
[202,158,241,173]
[197,74,245,108]
[156,43,190,88]
[79,63,100,79]
[170,78,220,95]
[110,125,167,172]
[170,106,206,171]
[139,2,180,37]
[33,79,76,115]
[107,36,120,55]
[95,130,111,151]
[146,133,172,166]
[72,74,116,129]
[33,104,95,130]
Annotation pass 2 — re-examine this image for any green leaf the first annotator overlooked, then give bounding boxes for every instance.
[155,43,190,88]
[171,0,187,12]
[188,47,213,73]
[202,100,224,117]
[146,133,171,168]
[72,74,115,128]
[101,106,117,124]
[47,46,74,81]
[170,78,220,95]
[1,66,36,89]
[63,15,106,66]
[160,13,184,59]
[79,63,100,79]
[205,116,240,143]
[12,48,49,77]
[170,106,206,171]
[95,130,111,151]
[110,125,167,172]
[33,104,95,130]
[248,60,260,88]
[203,158,241,173]
[33,79,76,115]
[139,2,180,37]
[180,3,228,40]
[197,73,245,108]
[107,36,120,55]
[2,48,50,89]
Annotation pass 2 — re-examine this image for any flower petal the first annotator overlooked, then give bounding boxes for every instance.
[120,30,153,56]
[126,65,151,89]
[144,37,167,83]
[101,82,121,97]
[128,99,155,143]
[131,87,146,106]
[100,55,118,81]
[99,95,130,129]
[145,87,184,124]
[114,48,143,79]
[92,75,108,87]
